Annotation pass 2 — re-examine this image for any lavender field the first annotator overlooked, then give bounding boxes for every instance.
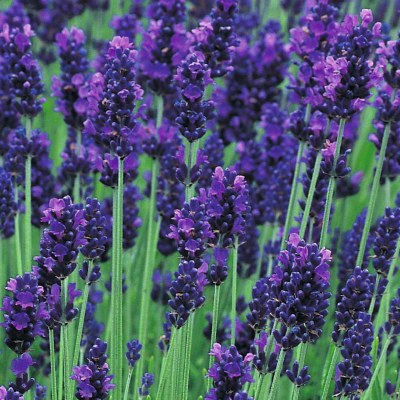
[0,0,400,399]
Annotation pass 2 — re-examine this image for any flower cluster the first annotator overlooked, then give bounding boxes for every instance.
[1,273,48,354]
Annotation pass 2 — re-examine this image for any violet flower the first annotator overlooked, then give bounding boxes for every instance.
[1,273,48,354]
[125,339,142,368]
[0,168,16,236]
[71,338,115,399]
[206,343,254,399]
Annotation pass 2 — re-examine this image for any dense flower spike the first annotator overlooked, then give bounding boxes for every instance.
[175,52,214,143]
[168,195,214,265]
[168,260,207,328]
[372,207,400,277]
[286,361,311,387]
[84,36,143,158]
[194,0,239,78]
[138,373,154,398]
[0,168,16,236]
[270,234,331,348]
[206,343,253,399]
[1,273,48,354]
[80,197,108,260]
[332,267,372,344]
[207,167,250,247]
[139,0,187,94]
[0,24,45,117]
[35,196,86,287]
[52,27,89,130]
[334,313,374,399]
[125,339,142,368]
[71,338,115,399]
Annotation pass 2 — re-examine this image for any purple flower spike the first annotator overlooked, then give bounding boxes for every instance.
[194,0,239,78]
[52,26,89,130]
[207,167,250,248]
[0,168,16,237]
[175,53,215,143]
[71,338,115,400]
[84,36,143,159]
[138,373,154,398]
[206,344,253,399]
[1,273,48,354]
[125,339,142,368]
[286,361,311,388]
[35,196,87,287]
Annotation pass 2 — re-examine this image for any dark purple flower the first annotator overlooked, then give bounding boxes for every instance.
[84,36,143,159]
[206,343,253,399]
[0,168,16,236]
[168,259,207,328]
[174,52,214,143]
[210,247,229,285]
[270,234,331,349]
[125,339,142,368]
[286,361,311,387]
[207,167,250,247]
[334,312,374,399]
[168,195,214,265]
[10,353,33,376]
[194,0,239,78]
[71,338,115,400]
[372,207,400,277]
[332,267,372,344]
[138,373,154,398]
[1,273,48,354]
[0,24,45,117]
[34,383,46,400]
[80,197,108,260]
[320,140,351,178]
[52,27,89,130]
[139,0,188,95]
[35,196,87,287]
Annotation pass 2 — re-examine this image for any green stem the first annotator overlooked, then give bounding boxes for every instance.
[49,328,58,400]
[58,328,64,400]
[71,265,91,370]
[182,315,195,399]
[123,368,134,400]
[25,118,32,269]
[134,160,159,393]
[356,117,394,267]
[73,131,82,204]
[14,187,23,276]
[156,95,164,129]
[156,330,176,400]
[114,157,124,398]
[291,343,308,400]
[281,141,306,247]
[320,118,346,248]
[368,275,381,316]
[208,284,221,390]
[384,178,391,207]
[320,345,340,400]
[364,332,393,398]
[62,279,72,400]
[299,152,322,238]
[231,237,239,345]
[268,349,285,400]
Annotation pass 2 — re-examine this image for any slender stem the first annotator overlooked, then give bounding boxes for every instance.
[156,95,164,129]
[123,368,134,400]
[384,178,391,207]
[320,345,340,400]
[49,328,58,400]
[268,349,285,400]
[368,275,382,316]
[356,115,394,267]
[231,237,239,345]
[320,118,346,248]
[73,130,82,204]
[182,315,195,399]
[299,152,323,238]
[156,330,176,400]
[62,279,72,400]
[14,187,23,276]
[71,265,91,369]
[114,157,124,398]
[58,328,64,400]
[134,160,159,393]
[364,332,393,398]
[208,284,221,390]
[281,141,306,247]
[292,343,308,400]
[25,118,32,268]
